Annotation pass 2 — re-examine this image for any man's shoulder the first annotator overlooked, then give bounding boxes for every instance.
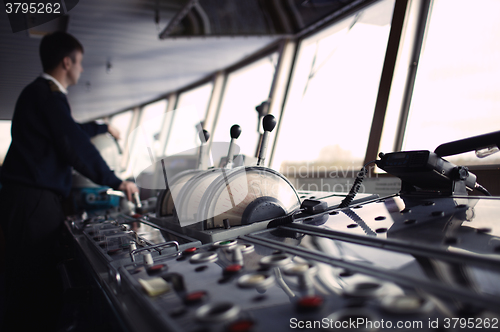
[22,77,66,99]
[47,80,61,93]
[23,77,50,94]
[14,78,68,117]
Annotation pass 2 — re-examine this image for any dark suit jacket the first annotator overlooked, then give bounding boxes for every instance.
[1,77,122,197]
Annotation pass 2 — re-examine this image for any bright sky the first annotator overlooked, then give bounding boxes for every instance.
[401,0,500,165]
[126,99,167,178]
[272,0,394,170]
[212,54,278,156]
[165,82,213,156]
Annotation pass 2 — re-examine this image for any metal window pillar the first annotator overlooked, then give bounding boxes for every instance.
[159,93,178,156]
[121,106,141,175]
[268,38,298,168]
[392,0,432,153]
[205,71,228,165]
[363,0,411,167]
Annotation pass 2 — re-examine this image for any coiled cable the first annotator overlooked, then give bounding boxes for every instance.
[338,160,376,208]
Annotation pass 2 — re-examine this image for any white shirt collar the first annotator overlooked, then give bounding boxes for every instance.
[41,73,68,95]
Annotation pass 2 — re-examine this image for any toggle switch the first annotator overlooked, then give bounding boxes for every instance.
[129,242,137,253]
[230,245,244,265]
[259,254,291,268]
[238,273,275,289]
[284,262,318,290]
[143,252,154,266]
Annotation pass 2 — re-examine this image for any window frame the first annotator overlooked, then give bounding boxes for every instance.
[270,0,403,173]
[206,42,283,159]
[104,0,500,179]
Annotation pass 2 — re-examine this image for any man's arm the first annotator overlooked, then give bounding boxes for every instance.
[45,94,125,190]
[79,121,121,140]
[119,181,138,201]
[78,121,108,137]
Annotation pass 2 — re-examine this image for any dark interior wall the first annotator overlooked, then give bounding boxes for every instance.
[472,168,500,196]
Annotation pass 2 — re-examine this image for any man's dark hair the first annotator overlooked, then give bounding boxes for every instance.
[39,31,84,72]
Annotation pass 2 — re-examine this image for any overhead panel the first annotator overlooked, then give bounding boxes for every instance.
[160,0,371,38]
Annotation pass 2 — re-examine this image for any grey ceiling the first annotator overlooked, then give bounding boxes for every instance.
[0,0,279,121]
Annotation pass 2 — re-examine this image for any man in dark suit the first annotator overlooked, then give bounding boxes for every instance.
[0,31,138,330]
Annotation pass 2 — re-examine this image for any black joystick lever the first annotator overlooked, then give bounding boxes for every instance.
[230,124,242,139]
[226,125,241,168]
[434,130,500,158]
[197,129,210,169]
[198,129,210,143]
[257,114,276,166]
[255,100,270,133]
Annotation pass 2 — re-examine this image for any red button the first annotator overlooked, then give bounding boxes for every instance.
[183,247,198,255]
[184,291,207,304]
[148,264,166,273]
[224,264,242,275]
[227,319,255,332]
[297,296,323,312]
[132,213,142,219]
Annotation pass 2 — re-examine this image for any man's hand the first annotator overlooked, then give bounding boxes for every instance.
[118,181,139,201]
[108,125,121,140]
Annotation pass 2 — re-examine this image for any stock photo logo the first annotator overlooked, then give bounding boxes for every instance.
[4,0,79,33]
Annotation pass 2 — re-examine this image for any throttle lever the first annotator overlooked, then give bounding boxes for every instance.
[197,129,210,169]
[226,124,241,168]
[257,114,276,166]
[133,192,143,214]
